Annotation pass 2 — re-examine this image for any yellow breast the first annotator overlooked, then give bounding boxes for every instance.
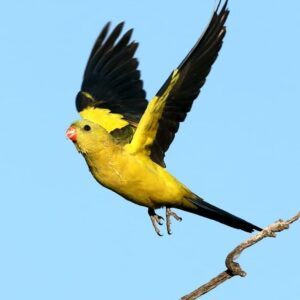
[83,145,187,209]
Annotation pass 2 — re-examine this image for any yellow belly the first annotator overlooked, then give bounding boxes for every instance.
[83,147,188,209]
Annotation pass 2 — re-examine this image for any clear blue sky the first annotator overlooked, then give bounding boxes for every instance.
[1,1,299,299]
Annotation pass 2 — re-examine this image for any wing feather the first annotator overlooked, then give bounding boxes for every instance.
[76,22,147,130]
[75,1,229,167]
[149,0,229,166]
[127,0,229,166]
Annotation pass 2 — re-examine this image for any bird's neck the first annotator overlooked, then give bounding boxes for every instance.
[82,141,124,188]
[83,140,121,169]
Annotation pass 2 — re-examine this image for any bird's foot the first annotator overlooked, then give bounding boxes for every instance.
[166,207,182,235]
[148,208,164,236]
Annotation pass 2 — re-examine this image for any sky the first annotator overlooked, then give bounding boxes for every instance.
[1,0,300,299]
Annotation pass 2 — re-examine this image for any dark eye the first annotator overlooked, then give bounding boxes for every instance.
[83,124,91,131]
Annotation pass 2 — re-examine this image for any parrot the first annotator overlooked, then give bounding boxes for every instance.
[66,0,262,236]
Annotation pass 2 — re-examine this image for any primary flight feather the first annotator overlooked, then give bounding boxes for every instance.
[67,0,262,235]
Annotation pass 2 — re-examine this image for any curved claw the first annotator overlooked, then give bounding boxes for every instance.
[148,208,164,236]
[157,216,164,225]
[166,207,182,235]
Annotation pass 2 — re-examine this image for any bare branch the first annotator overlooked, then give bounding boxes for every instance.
[181,211,300,300]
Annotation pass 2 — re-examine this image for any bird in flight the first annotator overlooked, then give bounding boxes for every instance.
[66,0,262,236]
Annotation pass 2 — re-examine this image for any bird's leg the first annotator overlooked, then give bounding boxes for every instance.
[166,207,182,235]
[148,208,164,236]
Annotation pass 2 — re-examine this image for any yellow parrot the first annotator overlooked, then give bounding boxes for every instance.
[66,0,262,236]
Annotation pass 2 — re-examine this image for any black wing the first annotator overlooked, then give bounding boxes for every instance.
[150,0,229,166]
[76,22,148,125]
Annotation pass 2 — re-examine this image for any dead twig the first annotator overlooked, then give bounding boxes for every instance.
[181,211,300,300]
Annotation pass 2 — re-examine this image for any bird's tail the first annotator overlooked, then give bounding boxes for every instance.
[182,195,262,233]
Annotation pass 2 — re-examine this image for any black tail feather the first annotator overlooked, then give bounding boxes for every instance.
[186,196,262,233]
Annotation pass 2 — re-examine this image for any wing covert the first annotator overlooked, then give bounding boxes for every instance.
[76,22,148,130]
[148,0,229,166]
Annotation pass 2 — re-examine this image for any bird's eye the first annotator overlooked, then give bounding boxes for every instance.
[83,125,91,131]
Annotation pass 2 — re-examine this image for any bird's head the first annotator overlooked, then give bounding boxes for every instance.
[66,120,113,154]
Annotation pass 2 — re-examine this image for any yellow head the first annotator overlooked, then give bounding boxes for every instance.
[66,120,114,154]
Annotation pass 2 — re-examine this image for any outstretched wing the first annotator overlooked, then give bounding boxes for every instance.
[127,0,229,166]
[76,22,148,132]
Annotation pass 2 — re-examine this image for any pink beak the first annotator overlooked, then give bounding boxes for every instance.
[66,126,77,142]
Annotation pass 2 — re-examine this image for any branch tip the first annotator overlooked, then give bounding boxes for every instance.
[181,211,299,299]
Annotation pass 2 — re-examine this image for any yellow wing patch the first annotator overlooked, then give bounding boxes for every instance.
[80,107,129,132]
[126,69,180,156]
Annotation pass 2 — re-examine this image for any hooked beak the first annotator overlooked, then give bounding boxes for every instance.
[66,126,77,142]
